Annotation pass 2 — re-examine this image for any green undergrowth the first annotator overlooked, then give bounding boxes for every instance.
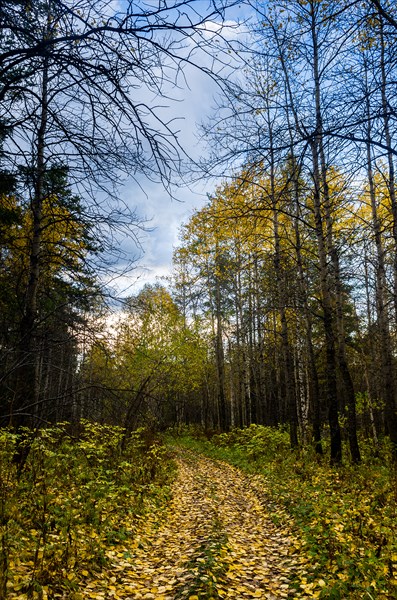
[170,425,397,600]
[0,421,175,599]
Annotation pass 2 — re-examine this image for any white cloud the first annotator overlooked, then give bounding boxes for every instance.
[116,177,211,295]
[106,9,253,298]
[196,18,249,40]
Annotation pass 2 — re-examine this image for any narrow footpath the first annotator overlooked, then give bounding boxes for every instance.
[86,449,309,599]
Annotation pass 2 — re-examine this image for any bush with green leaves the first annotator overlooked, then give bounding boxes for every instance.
[211,424,290,461]
[0,421,174,599]
[175,427,397,599]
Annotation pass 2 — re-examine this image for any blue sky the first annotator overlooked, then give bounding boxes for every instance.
[108,4,251,297]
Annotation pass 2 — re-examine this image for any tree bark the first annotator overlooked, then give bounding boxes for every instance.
[310,2,342,463]
[379,16,397,459]
[13,45,49,431]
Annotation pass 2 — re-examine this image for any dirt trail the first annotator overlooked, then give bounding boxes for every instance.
[89,449,305,599]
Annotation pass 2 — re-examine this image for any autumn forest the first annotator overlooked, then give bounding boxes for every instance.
[1,1,397,599]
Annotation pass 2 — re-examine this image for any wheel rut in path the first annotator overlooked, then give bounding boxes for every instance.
[98,449,304,599]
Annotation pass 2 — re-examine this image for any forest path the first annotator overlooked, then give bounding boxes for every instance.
[90,448,306,600]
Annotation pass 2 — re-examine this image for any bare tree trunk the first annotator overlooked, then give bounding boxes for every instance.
[268,118,298,447]
[364,86,391,448]
[234,264,246,427]
[13,49,49,432]
[254,253,266,424]
[317,98,360,461]
[294,191,322,453]
[379,17,397,459]
[310,2,342,463]
[215,253,227,430]
[228,338,236,428]
[311,136,341,464]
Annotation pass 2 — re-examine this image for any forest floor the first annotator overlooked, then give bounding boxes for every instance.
[4,427,396,599]
[83,447,308,600]
[4,426,396,598]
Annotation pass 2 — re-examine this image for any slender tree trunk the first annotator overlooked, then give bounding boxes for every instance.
[254,253,266,424]
[365,86,392,447]
[310,139,341,463]
[269,121,298,447]
[247,265,258,424]
[215,255,227,430]
[292,166,323,454]
[228,338,236,428]
[379,17,397,459]
[235,263,248,427]
[310,2,342,464]
[13,49,49,433]
[311,141,341,464]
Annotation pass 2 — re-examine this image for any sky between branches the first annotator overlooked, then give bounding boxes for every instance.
[110,3,250,297]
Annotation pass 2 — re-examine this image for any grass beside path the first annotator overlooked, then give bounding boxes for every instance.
[2,422,396,599]
[170,427,397,600]
[88,446,307,600]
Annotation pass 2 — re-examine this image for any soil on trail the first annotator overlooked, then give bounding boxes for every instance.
[89,449,306,599]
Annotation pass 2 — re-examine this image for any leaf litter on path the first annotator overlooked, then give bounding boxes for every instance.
[82,449,313,600]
